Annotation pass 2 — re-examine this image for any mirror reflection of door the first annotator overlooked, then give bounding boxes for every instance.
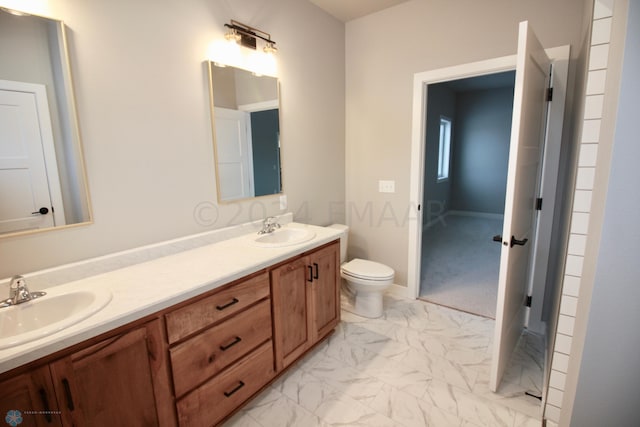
[0,80,66,234]
[214,107,254,201]
[209,62,281,202]
[0,8,92,237]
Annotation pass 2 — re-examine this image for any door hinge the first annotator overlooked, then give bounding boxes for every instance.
[535,198,543,211]
[547,87,553,102]
[525,296,532,307]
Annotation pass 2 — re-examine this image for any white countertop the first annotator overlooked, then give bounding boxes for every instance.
[0,222,342,374]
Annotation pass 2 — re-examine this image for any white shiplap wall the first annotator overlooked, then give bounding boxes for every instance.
[544,0,615,424]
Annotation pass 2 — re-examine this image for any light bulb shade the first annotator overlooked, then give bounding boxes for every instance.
[224,29,241,42]
[263,42,277,54]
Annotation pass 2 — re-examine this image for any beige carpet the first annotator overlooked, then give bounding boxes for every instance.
[419,213,503,318]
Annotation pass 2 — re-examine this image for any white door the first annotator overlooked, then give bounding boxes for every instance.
[0,81,64,234]
[490,21,551,391]
[214,107,254,201]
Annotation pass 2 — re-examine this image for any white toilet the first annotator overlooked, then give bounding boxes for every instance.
[329,224,395,318]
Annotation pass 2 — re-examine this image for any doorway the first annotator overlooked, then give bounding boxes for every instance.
[419,72,516,319]
[407,31,570,394]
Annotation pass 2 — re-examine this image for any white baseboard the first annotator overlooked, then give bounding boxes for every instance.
[386,283,409,299]
[448,210,504,220]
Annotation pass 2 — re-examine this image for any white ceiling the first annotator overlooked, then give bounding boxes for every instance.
[309,0,410,22]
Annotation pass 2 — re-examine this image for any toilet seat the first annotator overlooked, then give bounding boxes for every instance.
[341,258,394,281]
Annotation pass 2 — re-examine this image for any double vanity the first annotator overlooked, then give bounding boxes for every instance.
[0,220,342,426]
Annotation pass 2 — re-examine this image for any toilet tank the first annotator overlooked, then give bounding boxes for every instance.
[327,224,348,264]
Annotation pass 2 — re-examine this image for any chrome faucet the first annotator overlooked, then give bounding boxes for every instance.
[1,275,46,308]
[258,216,281,234]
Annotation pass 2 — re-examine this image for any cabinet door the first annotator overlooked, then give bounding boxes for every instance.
[309,242,341,340]
[271,256,312,371]
[0,365,62,427]
[50,319,175,427]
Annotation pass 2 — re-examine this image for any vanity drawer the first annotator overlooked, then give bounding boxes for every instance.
[176,340,275,427]
[165,272,270,343]
[170,299,272,397]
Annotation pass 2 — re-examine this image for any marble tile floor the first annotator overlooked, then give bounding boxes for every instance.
[225,295,544,427]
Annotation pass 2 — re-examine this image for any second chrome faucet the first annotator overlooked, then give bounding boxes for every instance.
[258,216,281,235]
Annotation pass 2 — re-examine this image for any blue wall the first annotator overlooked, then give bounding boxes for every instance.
[450,87,514,214]
[250,109,281,197]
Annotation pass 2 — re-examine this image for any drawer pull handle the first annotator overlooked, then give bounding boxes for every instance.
[216,297,239,311]
[313,262,319,279]
[308,265,313,282]
[223,381,245,397]
[220,336,242,351]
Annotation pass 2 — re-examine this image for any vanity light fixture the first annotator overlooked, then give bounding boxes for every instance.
[224,20,277,54]
[0,7,31,16]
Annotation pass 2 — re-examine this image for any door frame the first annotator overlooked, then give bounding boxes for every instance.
[407,46,570,330]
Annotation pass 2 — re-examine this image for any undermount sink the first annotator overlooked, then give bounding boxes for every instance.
[253,226,316,248]
[0,287,112,349]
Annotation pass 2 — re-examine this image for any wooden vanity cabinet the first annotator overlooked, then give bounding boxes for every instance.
[165,272,275,426]
[271,241,340,371]
[0,238,341,427]
[49,319,174,427]
[0,365,62,427]
[0,318,174,427]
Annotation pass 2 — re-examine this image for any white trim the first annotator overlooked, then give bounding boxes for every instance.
[527,45,570,335]
[237,99,279,112]
[448,210,505,221]
[385,283,409,299]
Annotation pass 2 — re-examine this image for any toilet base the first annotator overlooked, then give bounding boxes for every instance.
[341,285,385,318]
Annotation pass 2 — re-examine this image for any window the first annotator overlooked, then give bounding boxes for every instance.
[438,117,452,182]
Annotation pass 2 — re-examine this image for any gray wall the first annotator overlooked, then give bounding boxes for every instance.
[0,0,345,279]
[346,0,591,285]
[570,2,640,425]
[423,83,455,226]
[450,87,513,214]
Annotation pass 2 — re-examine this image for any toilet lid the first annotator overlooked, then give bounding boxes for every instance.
[341,258,394,280]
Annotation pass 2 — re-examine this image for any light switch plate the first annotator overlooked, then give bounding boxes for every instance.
[379,180,395,193]
[279,195,287,210]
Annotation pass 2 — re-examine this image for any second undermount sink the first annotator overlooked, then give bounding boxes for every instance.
[253,226,316,248]
[0,287,112,349]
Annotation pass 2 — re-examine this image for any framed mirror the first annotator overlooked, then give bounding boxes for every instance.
[207,62,281,202]
[0,8,92,237]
